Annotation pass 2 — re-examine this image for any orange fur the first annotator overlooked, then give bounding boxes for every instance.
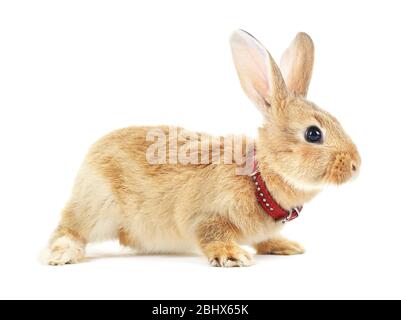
[44,30,360,267]
[255,237,305,255]
[119,228,136,247]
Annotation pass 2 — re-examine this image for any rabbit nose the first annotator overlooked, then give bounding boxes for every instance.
[350,145,361,174]
[350,159,360,175]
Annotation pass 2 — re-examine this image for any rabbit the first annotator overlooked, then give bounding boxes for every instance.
[43,30,360,267]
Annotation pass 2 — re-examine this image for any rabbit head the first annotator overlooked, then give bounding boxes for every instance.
[230,30,360,191]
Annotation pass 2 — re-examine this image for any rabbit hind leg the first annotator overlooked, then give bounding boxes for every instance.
[44,213,87,266]
[44,164,123,265]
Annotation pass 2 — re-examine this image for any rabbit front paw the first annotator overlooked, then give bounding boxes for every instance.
[205,243,253,267]
[255,237,305,256]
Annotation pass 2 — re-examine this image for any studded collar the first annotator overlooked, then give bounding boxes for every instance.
[251,161,302,223]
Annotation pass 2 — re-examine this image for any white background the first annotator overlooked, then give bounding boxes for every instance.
[1,0,400,300]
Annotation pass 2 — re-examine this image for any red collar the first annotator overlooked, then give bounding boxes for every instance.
[251,161,302,223]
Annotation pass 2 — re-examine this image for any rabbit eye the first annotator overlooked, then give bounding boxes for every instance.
[305,126,323,143]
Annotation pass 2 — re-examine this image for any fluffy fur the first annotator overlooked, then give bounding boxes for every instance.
[44,30,360,267]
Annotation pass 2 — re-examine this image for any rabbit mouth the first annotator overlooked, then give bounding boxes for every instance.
[324,152,359,185]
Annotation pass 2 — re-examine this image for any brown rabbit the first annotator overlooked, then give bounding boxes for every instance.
[43,30,360,267]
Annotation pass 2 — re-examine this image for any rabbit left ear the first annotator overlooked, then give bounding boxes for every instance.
[230,30,288,116]
[280,32,315,97]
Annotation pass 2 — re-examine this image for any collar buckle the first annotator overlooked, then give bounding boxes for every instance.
[282,207,300,224]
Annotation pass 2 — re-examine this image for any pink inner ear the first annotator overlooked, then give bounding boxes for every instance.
[230,30,286,110]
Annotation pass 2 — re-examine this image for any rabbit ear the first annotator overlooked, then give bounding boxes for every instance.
[230,30,288,116]
[280,32,314,97]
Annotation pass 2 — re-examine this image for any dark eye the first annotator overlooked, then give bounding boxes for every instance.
[305,126,323,143]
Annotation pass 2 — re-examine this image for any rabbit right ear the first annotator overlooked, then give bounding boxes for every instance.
[230,30,288,116]
[280,32,315,97]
